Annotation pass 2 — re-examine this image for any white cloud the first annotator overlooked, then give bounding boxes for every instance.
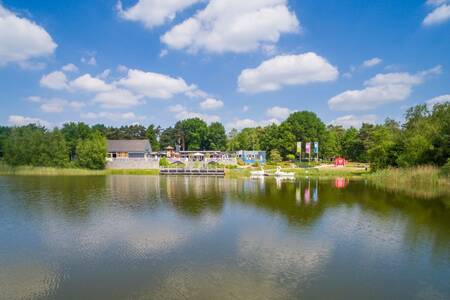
[27,96,42,103]
[362,57,382,68]
[117,0,200,28]
[226,118,279,130]
[328,66,442,111]
[97,69,111,80]
[18,60,46,70]
[40,71,69,90]
[161,0,300,53]
[81,111,146,121]
[0,4,56,66]
[238,52,338,93]
[199,98,223,110]
[242,105,250,112]
[8,115,50,127]
[39,98,85,113]
[93,88,144,109]
[426,94,450,108]
[169,104,220,123]
[423,3,450,26]
[330,114,378,128]
[70,74,112,93]
[117,69,197,99]
[266,106,291,119]
[61,63,78,73]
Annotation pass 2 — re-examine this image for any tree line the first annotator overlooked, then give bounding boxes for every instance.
[0,102,448,170]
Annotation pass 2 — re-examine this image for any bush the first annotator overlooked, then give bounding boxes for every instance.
[269,149,282,163]
[252,161,260,167]
[159,157,170,167]
[237,158,245,166]
[76,133,106,170]
[286,154,296,161]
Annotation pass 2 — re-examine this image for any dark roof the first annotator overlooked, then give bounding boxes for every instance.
[107,140,151,153]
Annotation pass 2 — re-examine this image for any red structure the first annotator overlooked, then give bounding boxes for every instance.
[334,157,347,167]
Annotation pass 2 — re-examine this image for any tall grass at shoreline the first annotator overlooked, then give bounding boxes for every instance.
[0,162,105,176]
[367,165,450,199]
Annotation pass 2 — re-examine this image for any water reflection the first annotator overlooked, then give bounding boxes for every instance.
[0,175,449,299]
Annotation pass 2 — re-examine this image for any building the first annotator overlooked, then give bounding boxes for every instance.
[236,150,266,164]
[107,140,152,159]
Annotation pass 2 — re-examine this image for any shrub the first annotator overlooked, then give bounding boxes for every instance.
[237,158,245,166]
[159,157,170,167]
[286,154,296,162]
[252,161,260,167]
[269,149,282,163]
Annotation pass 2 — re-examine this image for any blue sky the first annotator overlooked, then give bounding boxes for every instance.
[0,0,449,130]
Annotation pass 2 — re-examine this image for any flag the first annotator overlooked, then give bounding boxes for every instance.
[314,142,319,154]
[305,142,311,154]
[296,142,302,153]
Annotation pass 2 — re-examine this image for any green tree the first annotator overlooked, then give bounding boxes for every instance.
[4,125,46,166]
[159,127,177,149]
[175,118,208,150]
[269,149,282,162]
[206,122,227,150]
[227,128,240,151]
[38,129,70,167]
[61,122,92,159]
[278,111,327,157]
[0,126,11,158]
[76,133,106,169]
[146,124,161,151]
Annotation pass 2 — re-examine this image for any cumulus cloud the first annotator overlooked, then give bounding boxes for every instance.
[39,98,85,113]
[81,111,146,121]
[70,74,112,93]
[330,114,378,128]
[81,54,96,66]
[238,53,338,93]
[0,4,56,66]
[426,94,450,108]
[161,0,300,53]
[8,115,50,127]
[40,71,69,90]
[199,98,223,110]
[169,104,220,123]
[117,0,200,28]
[266,106,291,119]
[362,57,382,68]
[328,66,442,111]
[93,88,144,109]
[117,69,198,99]
[225,118,279,130]
[61,63,78,73]
[423,1,450,26]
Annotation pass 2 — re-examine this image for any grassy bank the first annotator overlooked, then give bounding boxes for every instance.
[367,166,450,199]
[0,162,160,176]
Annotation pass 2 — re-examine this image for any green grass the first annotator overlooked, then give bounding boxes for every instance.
[0,162,160,176]
[367,165,450,199]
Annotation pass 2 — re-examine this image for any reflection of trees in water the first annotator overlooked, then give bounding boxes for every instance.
[161,176,225,217]
[1,176,108,218]
[230,178,450,258]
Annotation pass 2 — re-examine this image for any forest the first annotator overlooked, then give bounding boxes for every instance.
[0,103,449,170]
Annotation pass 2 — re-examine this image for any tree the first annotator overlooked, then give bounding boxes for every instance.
[278,111,327,157]
[260,123,282,154]
[4,125,46,166]
[0,126,11,158]
[76,133,106,169]
[175,118,208,150]
[269,149,282,162]
[206,122,227,150]
[227,128,240,151]
[61,122,92,159]
[159,127,177,149]
[146,124,161,151]
[38,129,69,167]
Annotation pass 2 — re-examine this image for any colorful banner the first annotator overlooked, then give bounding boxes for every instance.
[296,142,302,153]
[305,142,311,154]
[314,142,319,154]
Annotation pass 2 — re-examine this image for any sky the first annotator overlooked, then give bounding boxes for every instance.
[0,0,449,130]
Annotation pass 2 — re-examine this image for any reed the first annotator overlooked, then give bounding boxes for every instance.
[367,165,450,199]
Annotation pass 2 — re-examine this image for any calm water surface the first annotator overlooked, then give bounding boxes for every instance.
[0,175,449,299]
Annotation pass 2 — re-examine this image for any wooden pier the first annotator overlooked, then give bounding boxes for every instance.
[160,168,225,176]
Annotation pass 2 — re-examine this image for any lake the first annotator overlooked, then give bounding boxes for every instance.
[0,175,449,299]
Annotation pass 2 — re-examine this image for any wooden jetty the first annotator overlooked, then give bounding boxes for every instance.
[160,168,225,176]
